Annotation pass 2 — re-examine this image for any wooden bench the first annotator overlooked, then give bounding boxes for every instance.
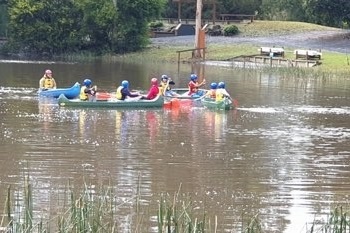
[219,14,255,23]
[259,47,285,57]
[294,49,322,60]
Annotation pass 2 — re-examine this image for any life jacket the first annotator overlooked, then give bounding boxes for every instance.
[159,82,170,95]
[80,86,88,100]
[116,86,123,100]
[43,77,55,88]
[215,89,224,101]
[208,89,216,98]
[188,81,198,95]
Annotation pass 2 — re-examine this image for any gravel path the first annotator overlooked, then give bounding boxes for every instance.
[151,30,350,54]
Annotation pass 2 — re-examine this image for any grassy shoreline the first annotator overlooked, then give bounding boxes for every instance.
[109,21,350,75]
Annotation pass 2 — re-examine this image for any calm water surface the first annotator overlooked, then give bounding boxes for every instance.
[1,60,350,232]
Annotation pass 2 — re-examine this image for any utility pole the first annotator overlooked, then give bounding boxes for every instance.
[194,0,202,58]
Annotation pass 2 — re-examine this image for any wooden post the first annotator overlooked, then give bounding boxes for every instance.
[198,29,205,58]
[178,0,182,22]
[212,1,216,24]
[194,0,203,58]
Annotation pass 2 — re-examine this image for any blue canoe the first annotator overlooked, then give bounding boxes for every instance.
[164,88,208,100]
[38,82,80,99]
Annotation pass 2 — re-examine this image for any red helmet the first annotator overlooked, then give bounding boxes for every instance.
[151,78,158,85]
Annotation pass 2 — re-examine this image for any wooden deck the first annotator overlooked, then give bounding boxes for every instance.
[204,55,321,68]
[232,55,321,68]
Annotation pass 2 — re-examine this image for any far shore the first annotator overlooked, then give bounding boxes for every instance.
[115,21,350,74]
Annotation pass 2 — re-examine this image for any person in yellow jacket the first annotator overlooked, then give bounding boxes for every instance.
[215,82,231,101]
[39,69,57,90]
[116,80,140,100]
[80,78,96,101]
[159,74,177,96]
[205,82,218,99]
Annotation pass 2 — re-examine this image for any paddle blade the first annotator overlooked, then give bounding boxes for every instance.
[96,92,112,101]
[171,98,180,108]
[233,99,239,108]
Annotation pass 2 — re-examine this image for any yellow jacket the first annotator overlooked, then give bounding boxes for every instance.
[80,86,88,100]
[39,76,56,89]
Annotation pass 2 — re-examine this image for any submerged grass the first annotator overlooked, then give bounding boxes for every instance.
[109,43,350,75]
[2,177,350,232]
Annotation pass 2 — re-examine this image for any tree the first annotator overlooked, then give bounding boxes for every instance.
[7,0,84,55]
[305,0,350,27]
[5,0,165,56]
[113,0,165,53]
[76,0,117,53]
[0,3,8,37]
[219,0,261,15]
[259,0,307,21]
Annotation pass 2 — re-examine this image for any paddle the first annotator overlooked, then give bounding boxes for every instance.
[223,94,239,108]
[232,98,239,108]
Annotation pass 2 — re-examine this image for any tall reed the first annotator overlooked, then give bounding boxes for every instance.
[308,206,350,233]
[2,177,350,233]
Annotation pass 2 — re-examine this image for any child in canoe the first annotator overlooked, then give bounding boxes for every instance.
[116,80,141,100]
[205,82,218,98]
[159,74,178,96]
[215,82,232,101]
[188,74,206,97]
[140,78,160,100]
[39,69,57,90]
[80,78,97,101]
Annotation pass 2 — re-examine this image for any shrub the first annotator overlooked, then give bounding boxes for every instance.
[223,25,239,36]
[207,25,222,36]
[149,21,164,29]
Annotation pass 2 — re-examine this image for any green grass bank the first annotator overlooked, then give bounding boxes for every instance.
[111,21,350,75]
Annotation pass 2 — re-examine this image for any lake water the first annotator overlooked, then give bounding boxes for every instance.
[1,59,350,232]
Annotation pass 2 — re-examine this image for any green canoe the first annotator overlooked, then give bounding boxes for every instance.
[58,94,164,109]
[201,97,234,110]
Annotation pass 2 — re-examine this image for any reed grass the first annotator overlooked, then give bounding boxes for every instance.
[307,206,350,233]
[2,177,350,232]
[156,184,210,233]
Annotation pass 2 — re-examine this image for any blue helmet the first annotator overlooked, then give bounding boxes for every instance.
[218,82,225,88]
[161,74,168,80]
[210,82,218,89]
[190,74,198,81]
[121,80,129,88]
[83,79,92,87]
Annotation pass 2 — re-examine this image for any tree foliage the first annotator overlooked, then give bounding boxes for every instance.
[7,0,84,55]
[114,0,165,53]
[4,0,165,56]
[219,0,261,15]
[76,0,117,53]
[305,0,350,27]
[1,0,350,57]
[0,4,7,37]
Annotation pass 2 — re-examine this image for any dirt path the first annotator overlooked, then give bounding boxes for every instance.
[151,30,350,54]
